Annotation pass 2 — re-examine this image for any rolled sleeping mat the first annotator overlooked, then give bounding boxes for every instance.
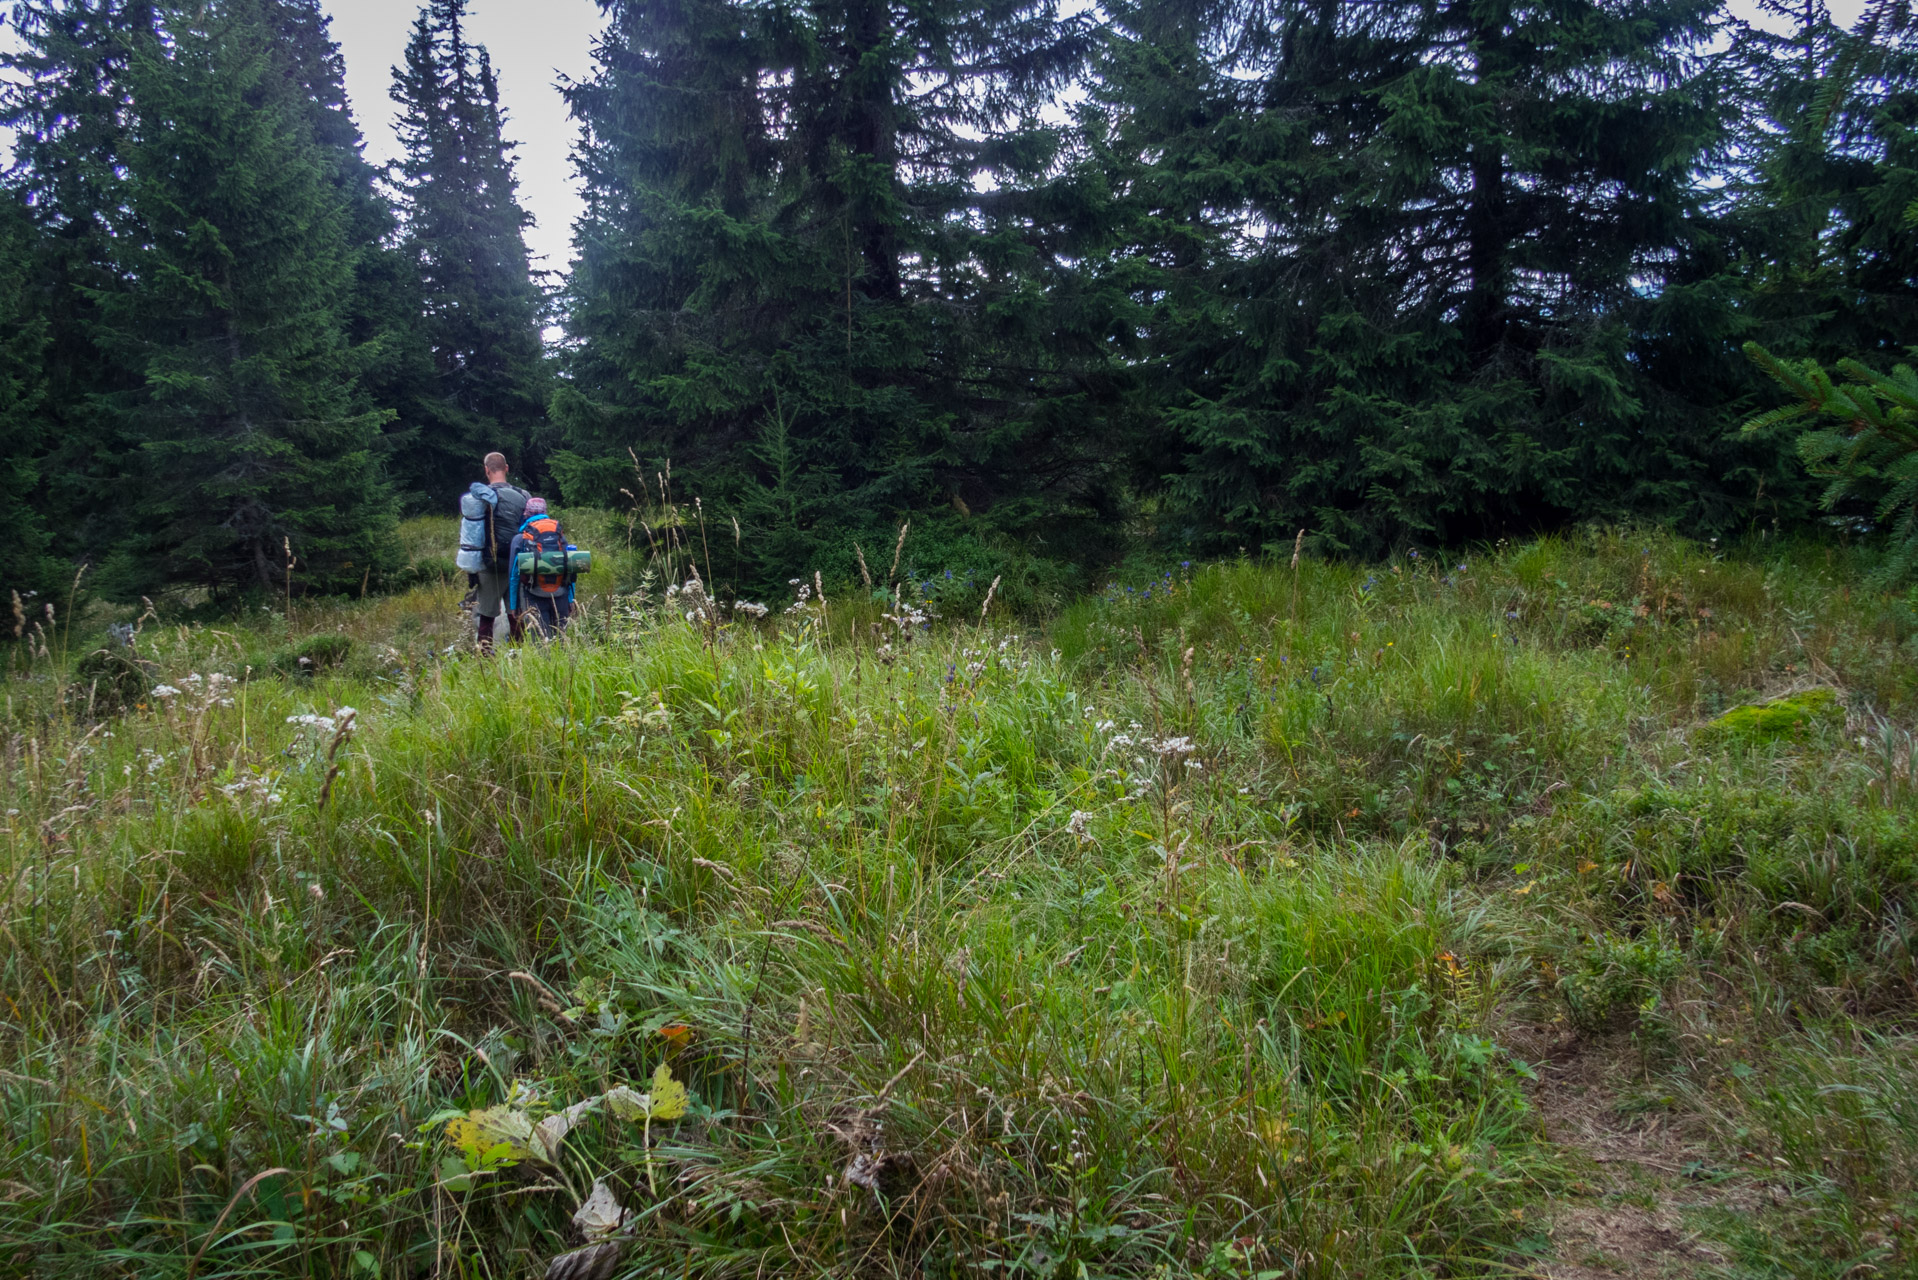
[514,545,594,575]
[458,489,493,571]
[514,548,593,577]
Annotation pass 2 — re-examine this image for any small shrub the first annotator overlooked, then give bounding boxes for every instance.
[395,555,461,589]
[1560,930,1685,1031]
[272,632,354,677]
[66,637,156,712]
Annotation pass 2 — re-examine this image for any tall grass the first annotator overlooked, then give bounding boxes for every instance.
[3,525,1915,1277]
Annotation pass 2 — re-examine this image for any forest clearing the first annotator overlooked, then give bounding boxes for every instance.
[4,525,1914,1278]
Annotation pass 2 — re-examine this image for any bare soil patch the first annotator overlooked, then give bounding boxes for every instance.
[1511,1027,1771,1279]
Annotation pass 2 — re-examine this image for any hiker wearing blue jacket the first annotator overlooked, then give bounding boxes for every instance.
[459,452,529,653]
[508,496,576,638]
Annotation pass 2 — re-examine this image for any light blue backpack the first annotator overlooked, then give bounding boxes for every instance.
[457,484,496,572]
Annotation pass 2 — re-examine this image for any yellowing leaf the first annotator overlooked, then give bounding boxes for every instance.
[471,1105,536,1150]
[446,1106,536,1168]
[603,1085,648,1122]
[647,1063,687,1121]
[445,1116,483,1161]
[444,1117,522,1173]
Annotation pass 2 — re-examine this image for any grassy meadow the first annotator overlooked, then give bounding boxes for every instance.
[3,523,1916,1279]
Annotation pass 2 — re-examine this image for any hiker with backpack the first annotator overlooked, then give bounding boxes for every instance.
[456,451,530,653]
[508,496,586,638]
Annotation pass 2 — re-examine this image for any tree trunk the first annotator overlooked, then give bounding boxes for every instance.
[847,0,900,301]
[1462,9,1508,360]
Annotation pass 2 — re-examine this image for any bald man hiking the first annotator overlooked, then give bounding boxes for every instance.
[459,451,530,653]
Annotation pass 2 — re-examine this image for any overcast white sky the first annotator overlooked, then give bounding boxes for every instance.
[318,0,1868,279]
[324,0,603,275]
[0,0,1885,278]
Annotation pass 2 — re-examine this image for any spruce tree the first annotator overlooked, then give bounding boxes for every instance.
[1724,2,1918,542]
[556,0,1127,590]
[265,0,440,514]
[0,0,155,576]
[1733,0,1918,366]
[0,190,57,607]
[91,0,395,597]
[388,0,549,506]
[1097,0,1755,554]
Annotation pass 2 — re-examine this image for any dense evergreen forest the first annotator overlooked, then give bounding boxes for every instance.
[3,0,1916,607]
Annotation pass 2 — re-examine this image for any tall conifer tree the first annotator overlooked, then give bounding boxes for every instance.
[1097,0,1752,553]
[1733,0,1918,365]
[556,0,1127,587]
[265,0,440,513]
[92,0,394,597]
[0,190,56,606]
[389,0,548,503]
[1724,1,1918,536]
[0,0,155,573]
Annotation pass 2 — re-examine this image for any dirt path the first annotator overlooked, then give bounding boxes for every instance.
[1512,1029,1772,1279]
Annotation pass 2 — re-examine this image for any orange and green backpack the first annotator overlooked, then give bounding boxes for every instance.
[508,513,592,609]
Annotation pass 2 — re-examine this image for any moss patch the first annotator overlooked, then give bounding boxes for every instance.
[1702,687,1842,743]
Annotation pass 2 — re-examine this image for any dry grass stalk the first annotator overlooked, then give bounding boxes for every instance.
[316,708,358,812]
[888,521,910,584]
[981,575,1002,620]
[1290,527,1305,621]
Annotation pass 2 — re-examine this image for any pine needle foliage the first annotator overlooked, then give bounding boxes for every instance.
[0,191,57,605]
[388,0,550,506]
[1093,0,1762,556]
[1729,0,1918,368]
[1744,340,1918,582]
[553,0,1134,591]
[0,0,158,575]
[88,0,396,598]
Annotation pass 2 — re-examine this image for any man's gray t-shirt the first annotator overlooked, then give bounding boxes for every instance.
[473,482,529,619]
